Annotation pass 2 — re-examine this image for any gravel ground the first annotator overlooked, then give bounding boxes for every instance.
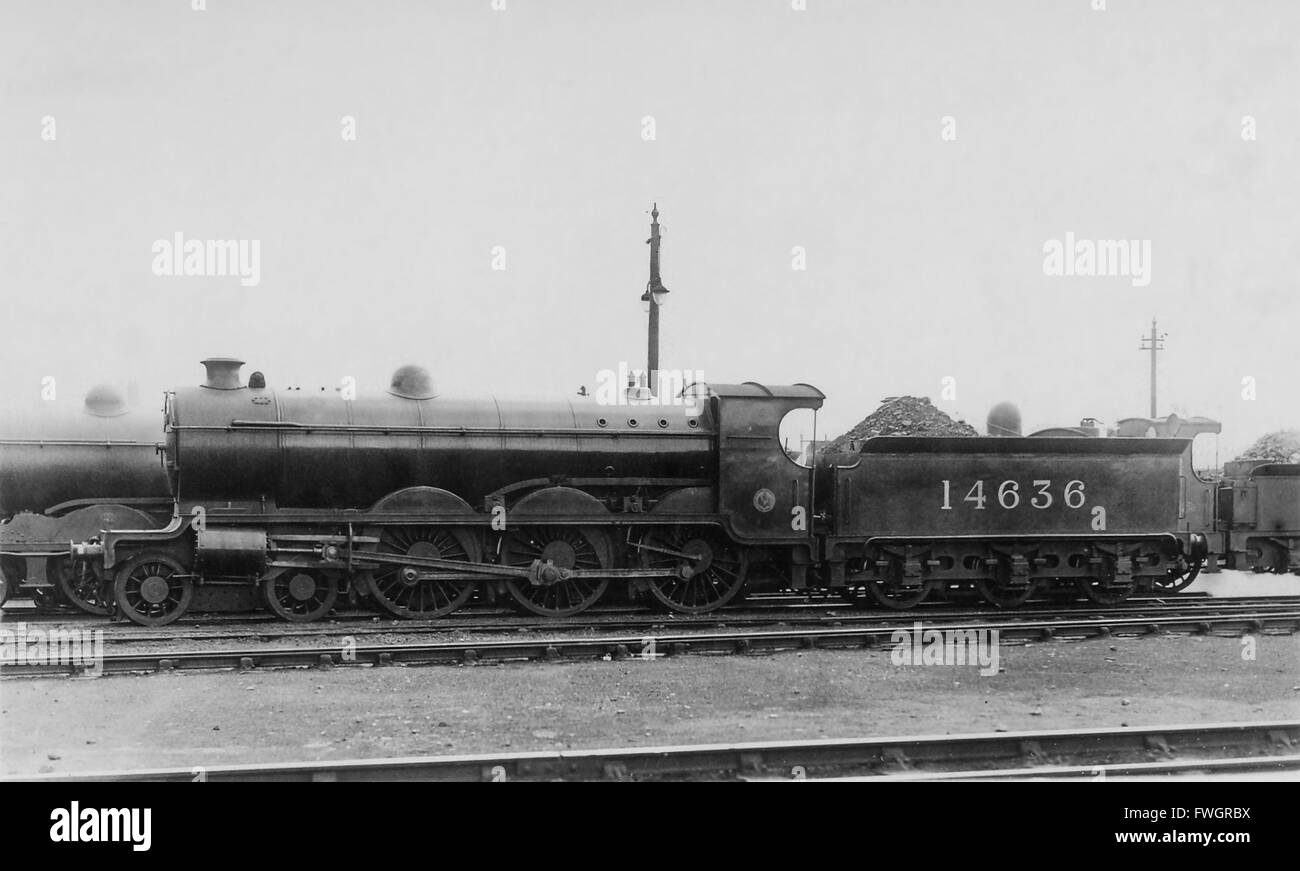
[2,633,1297,777]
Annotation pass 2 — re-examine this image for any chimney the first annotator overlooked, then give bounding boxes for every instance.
[201,358,246,390]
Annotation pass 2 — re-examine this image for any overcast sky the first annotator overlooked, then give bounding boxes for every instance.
[1,0,1296,457]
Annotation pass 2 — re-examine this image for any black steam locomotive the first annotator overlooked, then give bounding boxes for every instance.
[46,357,1237,626]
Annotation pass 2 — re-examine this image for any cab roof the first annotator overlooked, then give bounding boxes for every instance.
[706,382,825,401]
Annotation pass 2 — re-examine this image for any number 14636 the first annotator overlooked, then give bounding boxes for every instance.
[941,479,1086,510]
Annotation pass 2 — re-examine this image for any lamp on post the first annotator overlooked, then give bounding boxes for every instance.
[642,203,669,395]
[639,284,668,312]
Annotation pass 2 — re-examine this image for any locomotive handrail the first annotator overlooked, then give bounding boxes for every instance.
[859,532,1184,543]
[206,421,709,437]
[0,439,161,446]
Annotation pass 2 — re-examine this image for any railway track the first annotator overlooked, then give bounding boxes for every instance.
[8,720,1297,781]
[3,594,1295,647]
[2,603,1296,678]
[0,590,1224,627]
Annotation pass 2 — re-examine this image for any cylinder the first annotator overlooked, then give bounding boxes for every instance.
[195,528,267,575]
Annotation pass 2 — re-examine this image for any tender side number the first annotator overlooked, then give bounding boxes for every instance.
[941,479,1085,510]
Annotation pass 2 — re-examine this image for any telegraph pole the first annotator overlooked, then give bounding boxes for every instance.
[1139,318,1166,418]
[640,204,669,395]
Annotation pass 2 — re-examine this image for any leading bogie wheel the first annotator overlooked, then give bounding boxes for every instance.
[49,556,112,616]
[114,552,193,626]
[263,571,338,622]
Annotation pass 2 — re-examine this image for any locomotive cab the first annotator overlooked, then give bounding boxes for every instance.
[710,383,824,543]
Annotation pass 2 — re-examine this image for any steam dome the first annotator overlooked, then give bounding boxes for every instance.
[388,365,436,400]
[987,401,1022,437]
[83,384,129,417]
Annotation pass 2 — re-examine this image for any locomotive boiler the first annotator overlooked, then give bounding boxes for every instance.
[164,359,715,511]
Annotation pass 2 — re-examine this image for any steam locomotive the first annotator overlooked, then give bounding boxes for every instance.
[4,359,1293,626]
[19,357,1233,627]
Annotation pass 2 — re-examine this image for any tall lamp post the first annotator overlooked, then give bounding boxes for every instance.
[1139,318,1166,418]
[640,203,669,395]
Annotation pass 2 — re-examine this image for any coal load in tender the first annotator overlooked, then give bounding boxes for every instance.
[1234,428,1300,464]
[821,396,978,454]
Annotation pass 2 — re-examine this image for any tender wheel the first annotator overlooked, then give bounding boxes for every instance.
[263,571,338,622]
[114,552,193,626]
[369,526,480,618]
[1153,559,1202,594]
[859,576,930,610]
[850,554,931,611]
[502,526,611,617]
[639,526,747,615]
[1075,576,1136,605]
[976,565,1038,609]
[49,557,112,616]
